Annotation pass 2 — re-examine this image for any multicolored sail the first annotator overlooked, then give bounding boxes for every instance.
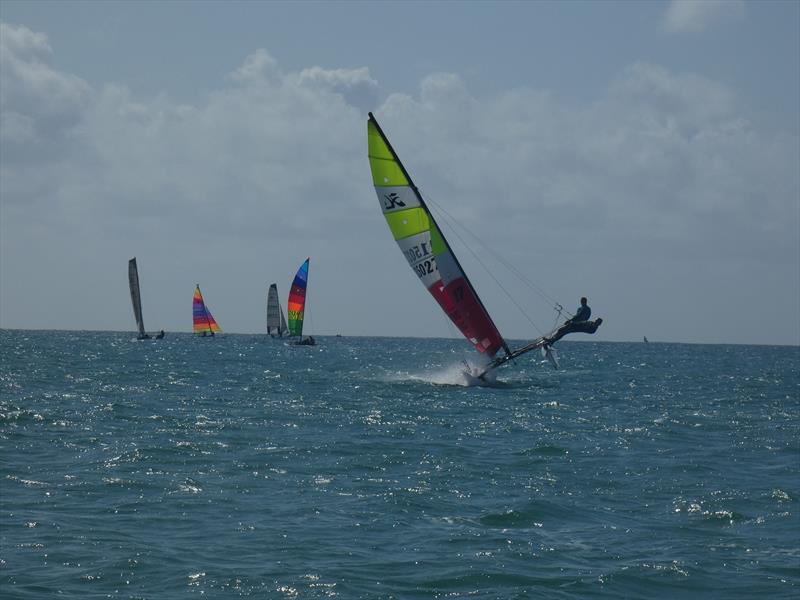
[367,113,509,358]
[267,283,289,336]
[192,285,221,335]
[128,257,148,339]
[287,259,309,338]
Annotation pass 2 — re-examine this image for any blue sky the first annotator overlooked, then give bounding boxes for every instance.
[1,1,798,345]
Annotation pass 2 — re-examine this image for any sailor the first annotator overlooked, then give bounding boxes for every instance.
[545,297,602,345]
[574,297,591,323]
[156,330,165,339]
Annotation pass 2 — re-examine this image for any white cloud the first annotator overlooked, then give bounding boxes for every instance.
[372,63,796,266]
[230,48,280,84]
[1,23,797,345]
[662,0,745,34]
[0,23,91,165]
[296,65,379,112]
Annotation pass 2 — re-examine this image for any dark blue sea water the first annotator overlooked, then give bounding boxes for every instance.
[1,330,798,599]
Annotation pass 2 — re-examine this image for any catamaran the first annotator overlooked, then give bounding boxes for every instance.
[367,113,601,379]
[128,257,151,340]
[287,258,315,346]
[267,283,289,337]
[192,285,221,336]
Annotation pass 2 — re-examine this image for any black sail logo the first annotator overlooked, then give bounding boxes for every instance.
[383,192,406,210]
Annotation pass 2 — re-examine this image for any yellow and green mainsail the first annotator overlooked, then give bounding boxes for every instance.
[367,113,509,358]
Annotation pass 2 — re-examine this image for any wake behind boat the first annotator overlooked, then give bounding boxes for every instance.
[367,113,601,379]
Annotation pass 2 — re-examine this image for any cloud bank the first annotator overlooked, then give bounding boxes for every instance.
[1,22,797,345]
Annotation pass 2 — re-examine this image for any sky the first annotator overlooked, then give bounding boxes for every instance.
[1,0,798,346]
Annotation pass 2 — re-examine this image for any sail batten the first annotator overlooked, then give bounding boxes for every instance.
[367,113,509,358]
[192,285,221,335]
[128,258,147,338]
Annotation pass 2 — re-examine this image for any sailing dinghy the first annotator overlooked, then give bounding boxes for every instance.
[192,285,222,336]
[128,257,151,340]
[267,283,289,337]
[287,258,315,346]
[367,113,600,379]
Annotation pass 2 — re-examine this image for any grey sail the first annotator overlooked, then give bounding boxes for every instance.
[279,301,288,336]
[128,258,147,339]
[267,283,288,336]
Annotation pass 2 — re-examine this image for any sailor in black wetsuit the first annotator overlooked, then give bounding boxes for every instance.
[545,297,602,345]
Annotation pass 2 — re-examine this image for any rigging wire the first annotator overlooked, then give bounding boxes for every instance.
[426,199,545,337]
[425,192,567,336]
[427,193,563,310]
[306,271,315,337]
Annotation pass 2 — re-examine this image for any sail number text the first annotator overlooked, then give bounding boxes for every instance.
[404,241,431,264]
[413,258,437,278]
[403,241,437,279]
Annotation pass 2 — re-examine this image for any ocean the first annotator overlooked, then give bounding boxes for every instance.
[1,329,798,598]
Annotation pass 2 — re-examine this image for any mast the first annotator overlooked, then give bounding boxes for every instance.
[368,113,511,356]
[302,259,309,339]
[279,297,288,336]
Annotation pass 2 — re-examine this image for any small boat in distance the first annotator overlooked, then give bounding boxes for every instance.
[267,283,289,337]
[128,257,151,340]
[287,258,315,346]
[644,336,649,343]
[193,285,222,336]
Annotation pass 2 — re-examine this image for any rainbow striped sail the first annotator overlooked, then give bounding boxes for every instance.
[287,259,309,338]
[367,113,510,359]
[192,285,221,336]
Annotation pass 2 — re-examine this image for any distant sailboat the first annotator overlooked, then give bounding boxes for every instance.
[644,336,649,343]
[128,257,151,340]
[367,113,601,378]
[192,285,222,336]
[267,283,289,337]
[287,258,315,345]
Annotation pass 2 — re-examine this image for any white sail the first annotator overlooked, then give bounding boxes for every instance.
[267,283,288,336]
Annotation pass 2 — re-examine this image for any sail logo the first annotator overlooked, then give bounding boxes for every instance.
[383,192,406,210]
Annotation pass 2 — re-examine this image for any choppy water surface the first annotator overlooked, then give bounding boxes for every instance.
[1,330,798,598]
